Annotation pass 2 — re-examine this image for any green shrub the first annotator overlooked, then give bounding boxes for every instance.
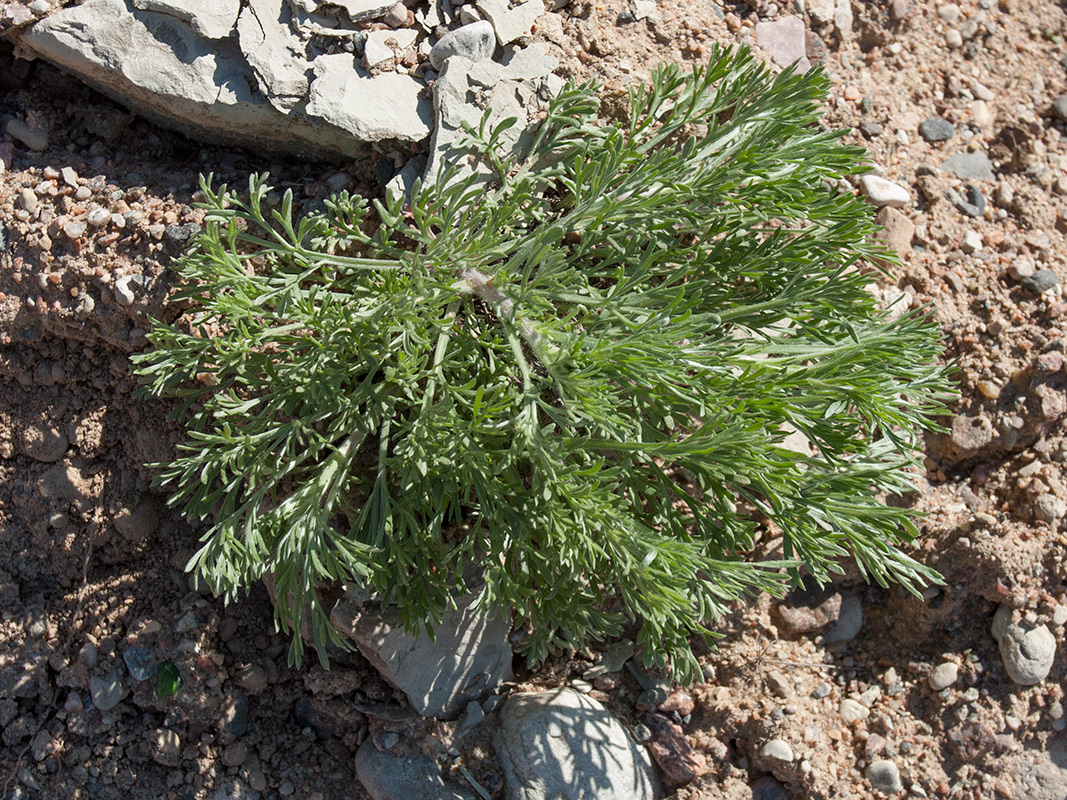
[134,46,951,683]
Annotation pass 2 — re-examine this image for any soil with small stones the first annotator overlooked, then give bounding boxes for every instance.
[3,1,1067,799]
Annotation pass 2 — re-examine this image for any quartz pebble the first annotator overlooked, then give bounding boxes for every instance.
[87,208,111,227]
[761,739,794,762]
[18,188,37,213]
[860,175,910,208]
[63,219,87,239]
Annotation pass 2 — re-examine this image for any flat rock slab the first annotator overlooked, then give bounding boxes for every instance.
[495,688,661,800]
[307,54,432,143]
[355,740,479,800]
[330,588,512,719]
[19,0,420,154]
[132,0,239,38]
[237,0,311,113]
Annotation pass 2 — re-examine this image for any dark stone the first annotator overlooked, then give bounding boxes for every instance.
[1052,95,1067,122]
[919,116,955,142]
[163,222,201,252]
[952,184,986,217]
[1021,269,1060,294]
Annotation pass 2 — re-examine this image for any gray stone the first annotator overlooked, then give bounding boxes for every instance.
[122,646,157,681]
[90,670,126,712]
[132,0,240,38]
[1000,737,1067,800]
[20,0,367,156]
[306,54,432,143]
[919,116,955,142]
[495,688,660,800]
[1021,269,1060,294]
[4,119,49,151]
[331,588,512,719]
[476,0,545,45]
[824,594,863,644]
[866,760,903,794]
[940,151,995,180]
[860,175,910,208]
[1000,623,1056,685]
[1052,95,1067,123]
[385,155,427,205]
[29,0,51,13]
[355,740,478,800]
[754,17,811,72]
[928,662,959,691]
[236,0,310,112]
[429,20,496,70]
[17,188,38,213]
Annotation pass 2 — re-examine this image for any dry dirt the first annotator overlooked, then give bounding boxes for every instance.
[3,0,1067,798]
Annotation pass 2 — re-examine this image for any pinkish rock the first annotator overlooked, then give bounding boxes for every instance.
[646,713,708,786]
[755,17,811,72]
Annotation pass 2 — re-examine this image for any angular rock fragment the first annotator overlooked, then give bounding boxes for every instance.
[237,0,311,112]
[476,0,545,45]
[330,587,512,719]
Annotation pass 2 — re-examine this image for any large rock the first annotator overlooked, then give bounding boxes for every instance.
[355,741,478,800]
[306,54,432,143]
[19,0,421,155]
[330,588,512,719]
[495,688,661,800]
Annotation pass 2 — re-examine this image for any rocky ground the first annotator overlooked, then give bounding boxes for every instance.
[3,0,1067,798]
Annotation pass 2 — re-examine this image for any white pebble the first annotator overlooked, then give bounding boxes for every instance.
[860,175,911,208]
[114,275,137,307]
[760,739,794,762]
[961,230,983,253]
[63,219,87,239]
[945,29,963,48]
[87,208,111,227]
[937,3,961,23]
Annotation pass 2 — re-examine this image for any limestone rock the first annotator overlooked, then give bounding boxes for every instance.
[21,0,365,156]
[132,0,240,38]
[236,0,310,112]
[495,688,661,800]
[330,588,512,719]
[429,20,496,70]
[307,54,432,143]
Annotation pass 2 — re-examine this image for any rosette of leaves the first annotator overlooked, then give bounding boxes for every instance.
[134,45,951,683]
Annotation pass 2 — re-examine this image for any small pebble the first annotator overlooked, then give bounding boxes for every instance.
[75,186,92,201]
[90,670,125,712]
[760,739,794,762]
[961,230,983,253]
[87,208,111,227]
[928,662,959,690]
[919,117,955,142]
[999,623,1056,685]
[29,0,51,11]
[382,1,408,26]
[18,188,37,213]
[945,29,963,48]
[63,219,87,239]
[860,175,911,208]
[866,760,904,794]
[60,166,78,188]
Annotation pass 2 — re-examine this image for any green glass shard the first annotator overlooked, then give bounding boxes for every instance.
[155,660,183,698]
